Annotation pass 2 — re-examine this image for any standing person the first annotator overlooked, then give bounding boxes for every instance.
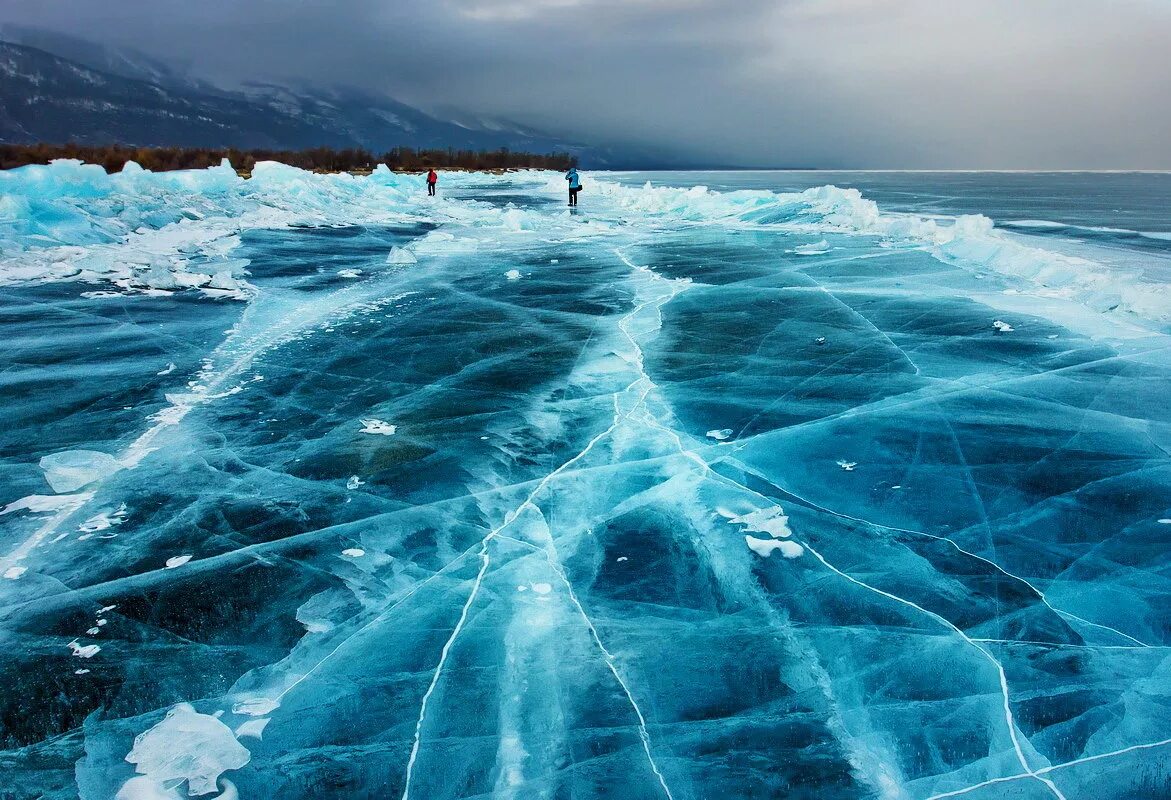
[426,168,438,196]
[565,166,581,206]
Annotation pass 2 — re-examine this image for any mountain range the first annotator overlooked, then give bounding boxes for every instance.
[0,24,652,165]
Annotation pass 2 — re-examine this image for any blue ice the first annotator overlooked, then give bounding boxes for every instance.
[1,162,1170,799]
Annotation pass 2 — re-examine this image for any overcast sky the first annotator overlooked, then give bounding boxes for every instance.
[4,0,1170,168]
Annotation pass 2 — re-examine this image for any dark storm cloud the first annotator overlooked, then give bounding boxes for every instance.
[4,0,1170,167]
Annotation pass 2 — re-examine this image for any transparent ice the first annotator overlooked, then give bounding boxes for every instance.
[1,162,1170,799]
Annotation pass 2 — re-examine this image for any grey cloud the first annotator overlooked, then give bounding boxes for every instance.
[2,0,1169,167]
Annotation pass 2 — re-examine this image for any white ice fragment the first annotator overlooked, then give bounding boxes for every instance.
[341,548,365,558]
[68,640,100,658]
[165,555,192,569]
[516,585,527,592]
[616,556,629,563]
[207,270,240,291]
[359,419,397,436]
[99,604,117,613]
[4,566,28,579]
[346,475,364,490]
[75,669,90,675]
[706,429,732,441]
[815,336,827,345]
[39,450,123,493]
[234,718,271,740]
[156,363,176,376]
[97,619,107,626]
[387,247,417,264]
[794,239,830,255]
[992,320,1015,332]
[505,269,522,280]
[550,259,559,264]
[837,460,857,471]
[87,627,101,636]
[78,504,128,533]
[1159,519,1171,524]
[745,535,804,559]
[337,268,362,278]
[121,703,250,797]
[531,583,553,595]
[232,697,280,716]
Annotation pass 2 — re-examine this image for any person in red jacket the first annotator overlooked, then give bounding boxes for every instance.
[426,169,438,196]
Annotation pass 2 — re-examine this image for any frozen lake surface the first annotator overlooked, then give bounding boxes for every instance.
[1,163,1170,799]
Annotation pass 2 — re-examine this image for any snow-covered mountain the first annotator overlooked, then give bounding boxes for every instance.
[0,28,603,159]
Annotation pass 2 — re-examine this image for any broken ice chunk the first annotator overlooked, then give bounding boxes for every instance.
[706,429,732,441]
[388,247,417,264]
[992,320,1014,332]
[337,268,362,279]
[505,269,522,280]
[837,460,857,471]
[234,718,271,740]
[346,475,365,490]
[4,566,28,580]
[40,450,123,493]
[794,240,830,255]
[359,419,397,436]
[157,362,176,376]
[121,703,250,797]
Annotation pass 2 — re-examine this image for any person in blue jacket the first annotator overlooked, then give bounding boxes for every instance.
[565,167,581,206]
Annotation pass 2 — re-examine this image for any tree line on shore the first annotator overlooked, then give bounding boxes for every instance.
[0,143,579,173]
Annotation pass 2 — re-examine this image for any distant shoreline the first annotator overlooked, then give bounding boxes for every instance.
[0,143,577,174]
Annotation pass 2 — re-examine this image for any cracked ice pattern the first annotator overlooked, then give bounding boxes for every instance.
[1,165,1171,799]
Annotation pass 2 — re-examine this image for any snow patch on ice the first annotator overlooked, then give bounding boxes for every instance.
[78,503,128,533]
[1,493,90,516]
[531,583,553,595]
[730,507,793,539]
[165,555,192,569]
[706,428,732,441]
[68,640,100,658]
[4,566,28,579]
[359,419,397,436]
[745,536,804,559]
[341,548,365,558]
[505,269,522,280]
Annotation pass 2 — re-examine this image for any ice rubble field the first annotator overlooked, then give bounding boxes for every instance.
[1,161,1170,800]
